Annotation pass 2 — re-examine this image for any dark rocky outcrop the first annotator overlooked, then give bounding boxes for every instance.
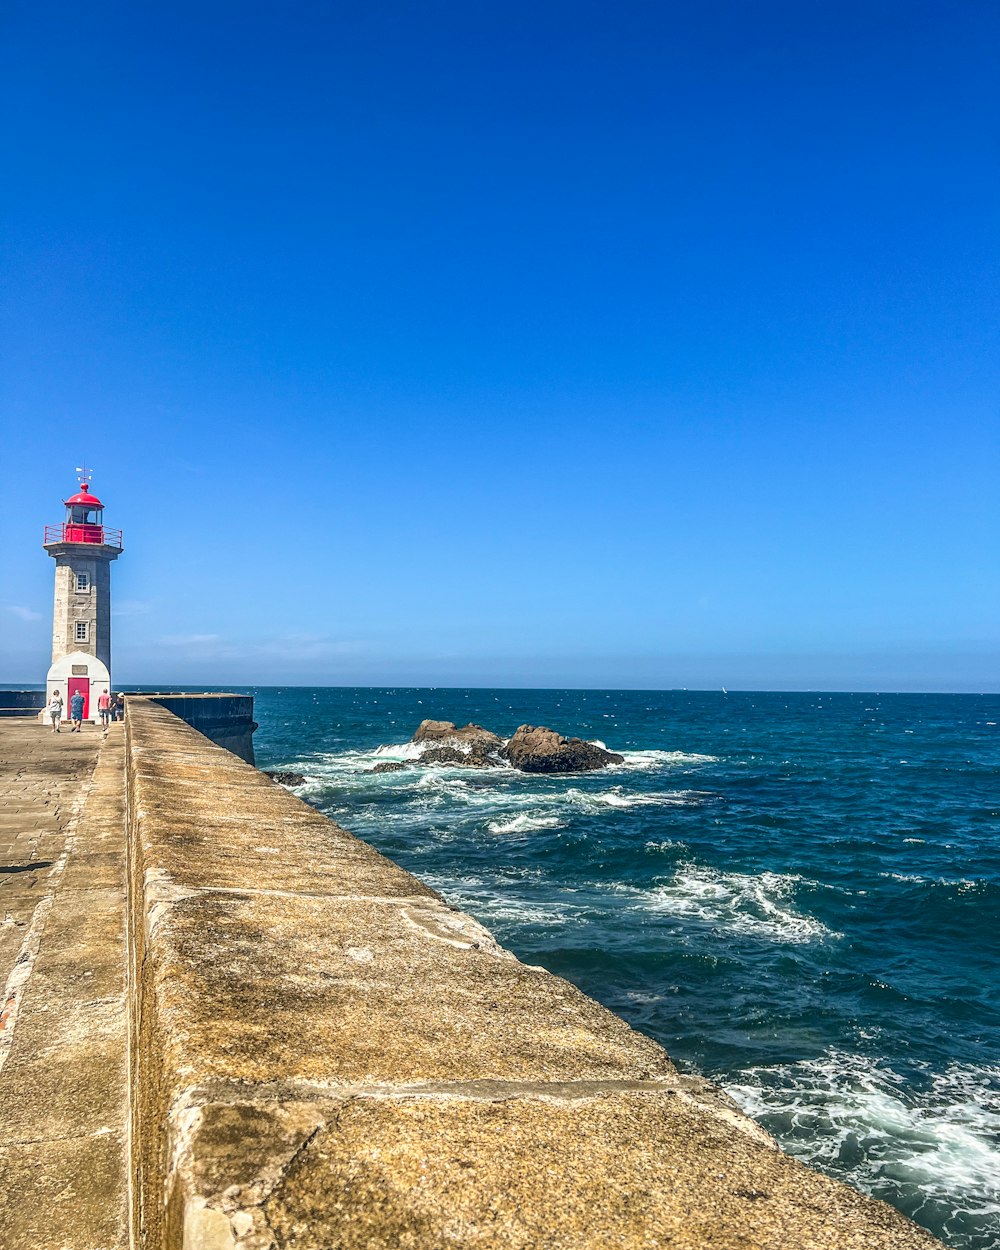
[500,725,624,774]
[264,771,306,786]
[368,761,407,774]
[419,745,503,769]
[390,719,624,774]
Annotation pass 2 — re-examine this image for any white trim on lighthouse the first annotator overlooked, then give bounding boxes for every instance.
[45,652,111,723]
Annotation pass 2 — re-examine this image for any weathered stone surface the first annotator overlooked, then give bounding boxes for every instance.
[145,889,674,1087]
[122,697,941,1250]
[127,748,438,901]
[0,1134,127,1250]
[258,1093,939,1250]
[501,724,625,772]
[264,769,307,785]
[412,719,504,751]
[0,722,128,1250]
[368,761,407,773]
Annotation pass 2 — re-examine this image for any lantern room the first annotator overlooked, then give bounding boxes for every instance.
[64,483,104,543]
[43,481,123,549]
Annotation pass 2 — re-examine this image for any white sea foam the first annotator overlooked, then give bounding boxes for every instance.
[589,789,633,807]
[630,866,835,943]
[370,740,720,778]
[415,769,470,790]
[564,786,708,811]
[292,743,715,844]
[473,898,577,927]
[615,749,719,772]
[306,740,717,787]
[372,741,430,761]
[420,874,578,928]
[487,814,564,834]
[880,871,985,891]
[726,1052,1000,1236]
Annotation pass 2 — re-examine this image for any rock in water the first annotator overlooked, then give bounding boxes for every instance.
[418,746,468,766]
[410,719,506,766]
[419,745,503,768]
[501,725,624,773]
[412,720,504,752]
[368,761,407,774]
[412,719,457,743]
[264,770,306,786]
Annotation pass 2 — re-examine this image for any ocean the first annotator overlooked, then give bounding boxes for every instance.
[246,686,999,1250]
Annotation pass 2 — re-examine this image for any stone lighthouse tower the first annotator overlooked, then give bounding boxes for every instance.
[43,473,123,721]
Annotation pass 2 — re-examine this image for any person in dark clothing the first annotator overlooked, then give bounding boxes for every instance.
[69,690,85,731]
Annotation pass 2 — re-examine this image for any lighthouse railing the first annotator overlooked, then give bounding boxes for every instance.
[43,523,124,548]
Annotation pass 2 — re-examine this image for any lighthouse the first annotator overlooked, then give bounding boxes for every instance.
[43,473,123,721]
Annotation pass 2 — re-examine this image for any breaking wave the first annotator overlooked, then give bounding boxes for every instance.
[726,1052,1000,1249]
[630,866,835,943]
[487,814,565,834]
[569,786,712,809]
[419,872,580,928]
[616,749,719,772]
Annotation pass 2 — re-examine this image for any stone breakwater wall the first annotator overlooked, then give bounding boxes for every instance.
[0,690,46,716]
[144,692,257,764]
[123,696,941,1250]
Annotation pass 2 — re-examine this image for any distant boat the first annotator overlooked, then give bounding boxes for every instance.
[722,687,728,694]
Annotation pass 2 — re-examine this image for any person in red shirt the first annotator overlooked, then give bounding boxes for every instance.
[98,688,112,730]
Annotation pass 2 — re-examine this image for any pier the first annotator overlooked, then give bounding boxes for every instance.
[0,699,941,1249]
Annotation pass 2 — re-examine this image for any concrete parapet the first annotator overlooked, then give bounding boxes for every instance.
[144,693,257,764]
[0,690,46,717]
[123,696,941,1250]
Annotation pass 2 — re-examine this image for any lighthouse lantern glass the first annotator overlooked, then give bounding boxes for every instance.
[64,496,104,544]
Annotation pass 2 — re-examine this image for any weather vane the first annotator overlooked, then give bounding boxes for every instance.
[75,464,93,487]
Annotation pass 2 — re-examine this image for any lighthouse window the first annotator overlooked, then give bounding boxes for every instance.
[76,572,90,592]
[76,621,89,642]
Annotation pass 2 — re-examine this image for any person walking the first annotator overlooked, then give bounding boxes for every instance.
[47,690,63,733]
[69,689,85,732]
[112,693,124,721]
[98,688,112,730]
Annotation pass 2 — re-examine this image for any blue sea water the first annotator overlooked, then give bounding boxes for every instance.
[246,687,1000,1250]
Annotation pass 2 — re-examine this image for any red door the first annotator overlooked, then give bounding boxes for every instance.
[67,677,90,720]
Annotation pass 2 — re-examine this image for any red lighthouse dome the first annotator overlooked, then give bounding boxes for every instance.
[43,475,123,549]
[64,483,104,510]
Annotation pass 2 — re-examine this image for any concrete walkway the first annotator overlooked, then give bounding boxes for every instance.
[0,721,129,1250]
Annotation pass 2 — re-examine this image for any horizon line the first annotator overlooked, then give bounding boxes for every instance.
[2,682,998,697]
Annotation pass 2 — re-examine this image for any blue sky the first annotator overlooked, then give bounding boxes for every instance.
[2,1,997,690]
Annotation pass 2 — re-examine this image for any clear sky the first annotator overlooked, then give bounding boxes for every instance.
[2,1,997,690]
